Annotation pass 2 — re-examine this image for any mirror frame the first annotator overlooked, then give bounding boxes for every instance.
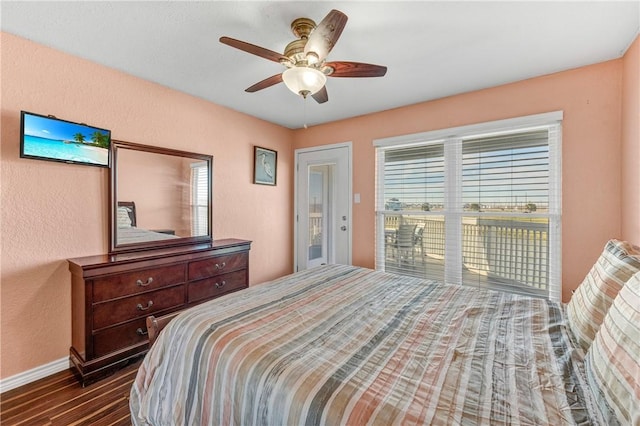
[109,140,213,254]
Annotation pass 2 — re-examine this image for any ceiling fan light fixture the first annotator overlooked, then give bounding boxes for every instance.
[306,51,320,65]
[282,66,326,98]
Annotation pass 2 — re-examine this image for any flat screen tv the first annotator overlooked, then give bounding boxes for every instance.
[20,111,111,168]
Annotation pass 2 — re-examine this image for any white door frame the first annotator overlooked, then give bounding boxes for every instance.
[294,142,353,272]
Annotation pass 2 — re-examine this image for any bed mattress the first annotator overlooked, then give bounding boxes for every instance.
[130,264,604,425]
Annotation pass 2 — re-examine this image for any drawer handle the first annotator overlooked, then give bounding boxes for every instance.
[215,280,226,289]
[215,262,226,270]
[136,277,154,287]
[136,301,154,311]
[136,328,148,336]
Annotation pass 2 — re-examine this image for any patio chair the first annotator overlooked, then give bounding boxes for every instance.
[414,226,424,256]
[395,224,418,264]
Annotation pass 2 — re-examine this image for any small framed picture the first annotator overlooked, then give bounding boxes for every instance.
[253,146,277,186]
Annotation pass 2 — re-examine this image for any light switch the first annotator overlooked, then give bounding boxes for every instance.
[354,193,361,203]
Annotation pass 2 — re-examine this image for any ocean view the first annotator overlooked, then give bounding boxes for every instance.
[23,135,108,165]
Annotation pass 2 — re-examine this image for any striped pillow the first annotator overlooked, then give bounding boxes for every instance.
[585,271,640,425]
[566,239,640,352]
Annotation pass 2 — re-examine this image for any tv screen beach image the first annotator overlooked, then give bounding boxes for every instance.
[22,113,110,166]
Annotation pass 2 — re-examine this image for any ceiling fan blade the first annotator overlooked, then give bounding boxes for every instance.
[325,61,387,78]
[245,73,283,93]
[220,36,292,64]
[304,9,348,62]
[312,86,328,104]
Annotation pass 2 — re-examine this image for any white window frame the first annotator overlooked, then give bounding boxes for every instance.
[191,161,209,237]
[373,111,563,302]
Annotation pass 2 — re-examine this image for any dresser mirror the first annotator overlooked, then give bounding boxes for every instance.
[109,140,212,254]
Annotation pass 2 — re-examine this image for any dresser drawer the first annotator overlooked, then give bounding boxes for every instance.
[188,252,248,281]
[93,285,185,330]
[68,239,251,385]
[93,264,186,302]
[188,270,247,303]
[92,317,149,357]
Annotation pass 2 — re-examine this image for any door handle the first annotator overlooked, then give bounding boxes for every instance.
[340,226,347,231]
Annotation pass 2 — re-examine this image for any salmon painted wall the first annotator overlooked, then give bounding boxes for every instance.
[0,33,293,379]
[621,35,640,243]
[293,58,627,304]
[1,30,637,382]
[118,150,188,235]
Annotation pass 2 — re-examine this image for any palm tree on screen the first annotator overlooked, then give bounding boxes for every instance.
[73,133,85,143]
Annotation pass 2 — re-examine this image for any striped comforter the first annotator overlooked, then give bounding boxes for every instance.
[130,265,603,425]
[117,227,179,244]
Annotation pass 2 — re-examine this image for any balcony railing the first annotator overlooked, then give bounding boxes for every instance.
[308,212,550,297]
[382,215,549,297]
[309,213,323,245]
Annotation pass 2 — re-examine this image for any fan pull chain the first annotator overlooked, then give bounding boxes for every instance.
[303,96,308,129]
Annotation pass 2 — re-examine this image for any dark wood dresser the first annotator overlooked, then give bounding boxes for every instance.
[67,238,251,385]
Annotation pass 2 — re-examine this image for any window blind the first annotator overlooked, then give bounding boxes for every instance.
[460,130,551,297]
[377,143,446,282]
[191,162,209,236]
[374,113,562,301]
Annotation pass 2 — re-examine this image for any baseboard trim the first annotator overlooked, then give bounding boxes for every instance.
[0,357,68,393]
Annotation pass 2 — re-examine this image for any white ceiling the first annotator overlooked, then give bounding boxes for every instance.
[2,1,639,129]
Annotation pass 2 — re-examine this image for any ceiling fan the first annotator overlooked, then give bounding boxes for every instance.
[220,9,387,104]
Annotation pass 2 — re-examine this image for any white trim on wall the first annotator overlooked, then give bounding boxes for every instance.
[373,111,564,148]
[0,357,68,393]
[372,111,564,302]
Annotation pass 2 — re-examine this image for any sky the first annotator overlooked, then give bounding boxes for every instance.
[23,112,109,141]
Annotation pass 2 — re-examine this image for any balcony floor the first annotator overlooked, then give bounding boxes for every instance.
[383,247,547,299]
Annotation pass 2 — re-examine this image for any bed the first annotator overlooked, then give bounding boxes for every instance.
[117,226,180,244]
[129,257,640,425]
[117,201,180,244]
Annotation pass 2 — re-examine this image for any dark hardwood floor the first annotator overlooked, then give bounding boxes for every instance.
[0,360,141,425]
